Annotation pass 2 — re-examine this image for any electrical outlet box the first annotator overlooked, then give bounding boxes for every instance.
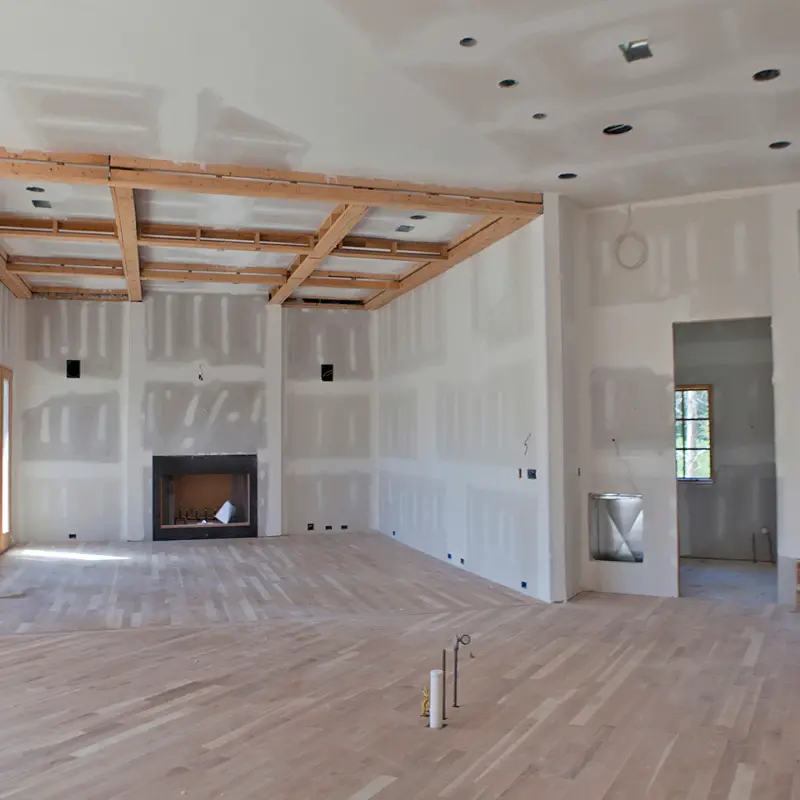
[527,469,537,480]
[521,580,527,589]
[66,360,80,379]
[447,553,452,559]
[325,525,333,530]
[307,523,314,531]
[460,557,465,565]
[321,364,333,382]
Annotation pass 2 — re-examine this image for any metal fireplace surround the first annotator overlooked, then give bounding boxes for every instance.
[152,454,258,541]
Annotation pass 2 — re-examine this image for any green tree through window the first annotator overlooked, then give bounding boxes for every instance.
[675,386,712,481]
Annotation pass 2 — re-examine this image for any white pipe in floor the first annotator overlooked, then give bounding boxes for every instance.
[429,669,443,729]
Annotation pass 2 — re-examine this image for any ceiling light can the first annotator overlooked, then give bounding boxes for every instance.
[753,68,781,82]
[558,172,578,180]
[459,37,477,47]
[532,112,548,120]
[769,140,791,149]
[498,79,519,88]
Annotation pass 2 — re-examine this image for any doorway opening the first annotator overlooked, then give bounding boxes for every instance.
[673,318,776,603]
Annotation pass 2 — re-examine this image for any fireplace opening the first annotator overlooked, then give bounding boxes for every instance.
[152,454,257,540]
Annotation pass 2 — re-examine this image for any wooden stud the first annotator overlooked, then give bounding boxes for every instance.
[269,205,369,305]
[8,263,124,279]
[0,214,117,242]
[28,284,128,301]
[0,214,445,262]
[0,251,32,299]
[111,187,143,301]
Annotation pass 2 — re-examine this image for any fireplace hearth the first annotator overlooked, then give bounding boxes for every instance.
[152,454,257,540]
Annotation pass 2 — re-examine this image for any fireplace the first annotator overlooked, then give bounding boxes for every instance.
[152,454,257,540]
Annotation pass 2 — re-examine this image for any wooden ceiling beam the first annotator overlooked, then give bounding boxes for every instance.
[365,215,535,310]
[270,205,368,305]
[8,263,123,279]
[0,213,445,262]
[28,284,128,301]
[0,149,542,216]
[0,250,32,299]
[8,255,124,269]
[111,187,143,301]
[4,253,399,288]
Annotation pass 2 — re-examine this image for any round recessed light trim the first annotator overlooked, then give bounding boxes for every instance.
[410,214,427,220]
[558,172,578,180]
[26,186,45,193]
[459,37,478,47]
[769,140,791,149]
[532,112,548,120]
[753,68,781,82]
[498,79,519,88]
[603,123,633,136]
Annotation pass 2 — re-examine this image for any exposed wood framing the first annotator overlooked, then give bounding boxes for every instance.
[365,216,533,310]
[111,187,143,301]
[0,150,542,216]
[0,214,447,261]
[0,250,32,299]
[269,205,368,305]
[28,284,128,302]
[0,147,544,307]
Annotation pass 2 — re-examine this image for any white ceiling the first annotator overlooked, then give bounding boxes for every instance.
[0,0,797,208]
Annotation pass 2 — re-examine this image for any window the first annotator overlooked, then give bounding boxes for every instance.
[675,386,712,481]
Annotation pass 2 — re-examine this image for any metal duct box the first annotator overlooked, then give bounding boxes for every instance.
[589,493,644,563]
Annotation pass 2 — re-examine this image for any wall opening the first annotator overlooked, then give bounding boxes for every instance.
[673,318,777,603]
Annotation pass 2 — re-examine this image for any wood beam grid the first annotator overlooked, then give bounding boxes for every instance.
[110,187,143,301]
[0,150,542,216]
[365,215,534,310]
[0,213,447,262]
[0,147,544,308]
[269,205,368,305]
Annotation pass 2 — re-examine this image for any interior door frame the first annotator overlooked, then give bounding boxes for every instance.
[0,365,12,554]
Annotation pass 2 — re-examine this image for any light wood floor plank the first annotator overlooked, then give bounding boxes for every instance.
[1,533,799,798]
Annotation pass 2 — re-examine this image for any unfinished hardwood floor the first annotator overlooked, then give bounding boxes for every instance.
[1,533,799,799]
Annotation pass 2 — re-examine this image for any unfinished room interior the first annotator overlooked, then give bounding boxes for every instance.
[0,0,799,797]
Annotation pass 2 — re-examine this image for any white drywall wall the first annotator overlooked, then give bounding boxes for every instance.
[283,308,374,534]
[567,185,800,601]
[375,218,554,600]
[674,317,776,561]
[15,291,283,542]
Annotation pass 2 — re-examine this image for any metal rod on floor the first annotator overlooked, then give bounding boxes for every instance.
[453,642,459,708]
[441,649,447,721]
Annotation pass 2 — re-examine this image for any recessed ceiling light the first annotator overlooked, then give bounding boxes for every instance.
[410,214,427,221]
[532,112,548,120]
[26,186,45,193]
[32,199,52,209]
[498,79,519,88]
[753,68,781,82]
[459,37,477,47]
[396,224,415,233]
[619,39,652,62]
[558,172,578,180]
[769,140,791,150]
[603,124,633,136]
